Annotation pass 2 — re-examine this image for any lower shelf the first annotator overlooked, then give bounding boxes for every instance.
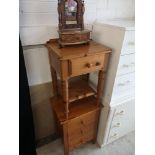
[58,78,97,103]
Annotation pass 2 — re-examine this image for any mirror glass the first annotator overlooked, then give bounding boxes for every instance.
[65,0,77,25]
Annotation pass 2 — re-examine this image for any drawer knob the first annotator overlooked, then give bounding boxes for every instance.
[110,133,118,138]
[115,110,125,116]
[118,81,130,86]
[118,83,125,86]
[113,123,121,128]
[116,122,121,126]
[128,42,135,46]
[81,120,84,125]
[86,63,93,68]
[123,64,129,68]
[96,62,101,66]
[80,139,83,143]
[76,95,81,99]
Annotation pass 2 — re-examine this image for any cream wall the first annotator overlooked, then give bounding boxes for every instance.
[19,0,135,140]
[96,0,135,20]
[23,46,51,86]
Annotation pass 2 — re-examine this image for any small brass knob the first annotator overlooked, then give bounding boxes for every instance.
[81,120,84,124]
[76,95,80,99]
[96,62,101,66]
[86,63,93,68]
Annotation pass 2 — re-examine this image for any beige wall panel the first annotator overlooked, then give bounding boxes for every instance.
[30,82,55,140]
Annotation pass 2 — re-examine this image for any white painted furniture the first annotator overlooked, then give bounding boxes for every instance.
[90,20,135,147]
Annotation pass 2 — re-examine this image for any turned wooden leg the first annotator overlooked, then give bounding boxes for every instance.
[63,123,69,155]
[62,80,69,119]
[48,51,58,96]
[96,70,105,106]
[93,109,100,144]
[50,66,58,96]
[52,110,60,137]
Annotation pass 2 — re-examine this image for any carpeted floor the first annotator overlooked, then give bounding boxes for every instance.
[37,131,135,155]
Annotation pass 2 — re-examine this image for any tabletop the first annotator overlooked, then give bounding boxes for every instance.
[46,39,112,60]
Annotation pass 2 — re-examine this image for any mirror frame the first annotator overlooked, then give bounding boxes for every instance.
[58,0,85,31]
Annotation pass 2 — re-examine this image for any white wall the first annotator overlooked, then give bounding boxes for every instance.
[96,0,135,20]
[19,0,96,46]
[23,45,51,86]
[20,0,135,86]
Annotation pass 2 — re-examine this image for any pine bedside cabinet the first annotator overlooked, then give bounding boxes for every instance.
[46,39,112,155]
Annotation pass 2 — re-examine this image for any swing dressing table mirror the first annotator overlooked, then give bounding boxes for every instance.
[58,0,91,47]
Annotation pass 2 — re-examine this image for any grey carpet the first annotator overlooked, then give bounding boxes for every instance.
[37,131,135,155]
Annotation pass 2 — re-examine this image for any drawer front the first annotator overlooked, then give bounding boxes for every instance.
[117,53,135,76]
[68,110,99,150]
[113,73,135,95]
[113,99,135,121]
[61,33,90,43]
[61,34,81,43]
[107,99,135,144]
[121,30,135,54]
[70,53,107,77]
[68,118,83,150]
[82,111,99,142]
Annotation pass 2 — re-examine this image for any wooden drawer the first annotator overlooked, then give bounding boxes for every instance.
[117,53,135,76]
[60,32,90,43]
[67,118,83,150]
[67,110,99,150]
[69,53,106,77]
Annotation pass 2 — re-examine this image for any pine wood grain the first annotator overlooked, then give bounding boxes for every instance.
[47,39,112,155]
[46,40,112,60]
[50,96,100,123]
[50,96,100,153]
[58,78,96,103]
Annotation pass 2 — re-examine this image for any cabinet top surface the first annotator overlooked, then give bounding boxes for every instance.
[46,39,112,60]
[51,96,100,123]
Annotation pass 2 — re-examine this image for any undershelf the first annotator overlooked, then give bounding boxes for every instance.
[58,78,97,103]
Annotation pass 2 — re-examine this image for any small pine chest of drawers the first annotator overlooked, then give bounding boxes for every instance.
[51,96,100,152]
[46,39,112,154]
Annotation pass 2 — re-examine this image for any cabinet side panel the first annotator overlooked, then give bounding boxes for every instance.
[91,23,125,105]
[97,106,115,147]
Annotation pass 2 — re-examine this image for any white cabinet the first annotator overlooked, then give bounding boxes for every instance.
[97,99,135,147]
[90,20,135,147]
[107,99,135,144]
[122,30,135,53]
[117,54,135,76]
